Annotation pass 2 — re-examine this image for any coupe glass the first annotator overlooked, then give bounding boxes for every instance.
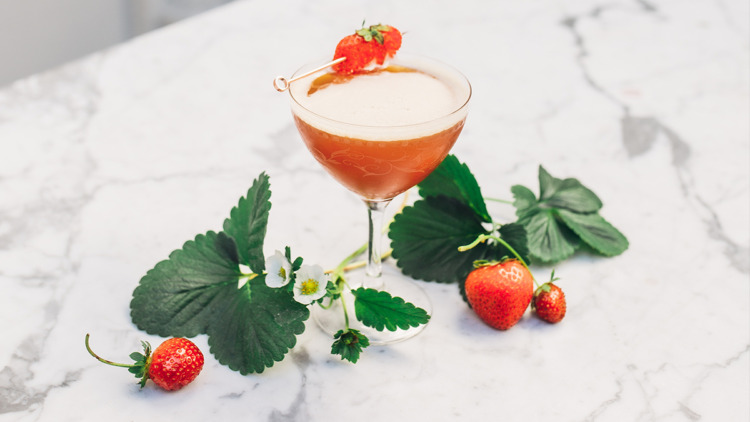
[286,54,471,345]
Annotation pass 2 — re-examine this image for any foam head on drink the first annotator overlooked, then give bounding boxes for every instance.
[289,55,471,201]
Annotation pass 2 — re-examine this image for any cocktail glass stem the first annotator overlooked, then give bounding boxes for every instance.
[363,199,391,290]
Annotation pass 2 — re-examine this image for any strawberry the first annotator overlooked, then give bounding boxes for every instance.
[332,23,402,74]
[464,260,534,330]
[372,25,402,64]
[85,334,204,391]
[533,279,567,323]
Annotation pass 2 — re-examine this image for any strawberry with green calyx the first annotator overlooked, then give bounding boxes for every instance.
[333,23,402,74]
[85,334,204,391]
[533,271,567,323]
[368,24,402,65]
[464,259,534,330]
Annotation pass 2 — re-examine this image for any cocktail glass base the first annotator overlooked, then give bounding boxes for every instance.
[311,266,432,346]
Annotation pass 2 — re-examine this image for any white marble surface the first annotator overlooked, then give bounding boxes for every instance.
[1,0,748,420]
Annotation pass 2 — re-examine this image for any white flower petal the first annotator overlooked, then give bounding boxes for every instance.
[292,264,328,305]
[265,250,291,288]
[237,275,252,290]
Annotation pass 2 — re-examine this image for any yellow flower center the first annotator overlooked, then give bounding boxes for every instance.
[278,267,286,279]
[300,279,319,295]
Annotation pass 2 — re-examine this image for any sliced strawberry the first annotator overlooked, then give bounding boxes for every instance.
[333,33,378,75]
[332,23,402,74]
[374,25,402,65]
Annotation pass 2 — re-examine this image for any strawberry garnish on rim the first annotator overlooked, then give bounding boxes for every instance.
[272,23,402,92]
[332,23,402,75]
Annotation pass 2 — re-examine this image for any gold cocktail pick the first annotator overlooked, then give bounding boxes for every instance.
[273,57,346,92]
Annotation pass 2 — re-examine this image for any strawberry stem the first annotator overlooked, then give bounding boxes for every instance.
[339,290,351,329]
[458,233,540,288]
[484,197,514,205]
[85,333,135,368]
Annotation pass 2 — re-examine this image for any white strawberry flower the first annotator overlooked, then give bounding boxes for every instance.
[292,264,328,305]
[265,250,292,288]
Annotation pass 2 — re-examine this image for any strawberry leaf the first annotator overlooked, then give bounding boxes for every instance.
[538,165,602,213]
[495,222,531,264]
[557,209,629,256]
[352,288,430,331]
[223,172,271,273]
[510,185,537,213]
[206,274,308,374]
[389,196,490,283]
[391,162,530,284]
[516,208,579,263]
[417,154,491,223]
[512,166,627,263]
[131,173,309,374]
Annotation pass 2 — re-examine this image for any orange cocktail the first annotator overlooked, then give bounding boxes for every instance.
[289,55,471,202]
[293,115,464,200]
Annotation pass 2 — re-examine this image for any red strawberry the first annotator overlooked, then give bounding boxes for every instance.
[533,281,567,323]
[372,25,402,64]
[332,23,402,74]
[85,334,204,391]
[464,260,534,330]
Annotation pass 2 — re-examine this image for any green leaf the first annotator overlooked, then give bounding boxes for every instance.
[223,172,272,273]
[352,288,430,331]
[512,166,627,262]
[495,222,531,265]
[557,209,629,256]
[511,184,537,214]
[130,232,243,336]
[206,275,309,374]
[417,154,492,223]
[331,329,370,364]
[130,230,309,374]
[518,208,579,263]
[389,196,490,284]
[538,166,602,213]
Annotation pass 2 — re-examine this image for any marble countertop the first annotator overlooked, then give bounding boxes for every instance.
[1,0,748,420]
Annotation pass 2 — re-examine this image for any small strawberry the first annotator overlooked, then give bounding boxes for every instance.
[533,274,567,323]
[464,259,534,330]
[85,334,204,391]
[333,23,402,74]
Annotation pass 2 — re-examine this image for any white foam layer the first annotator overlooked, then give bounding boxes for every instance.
[301,71,458,126]
[289,55,471,141]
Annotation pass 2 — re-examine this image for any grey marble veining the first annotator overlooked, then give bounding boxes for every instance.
[0,0,748,421]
